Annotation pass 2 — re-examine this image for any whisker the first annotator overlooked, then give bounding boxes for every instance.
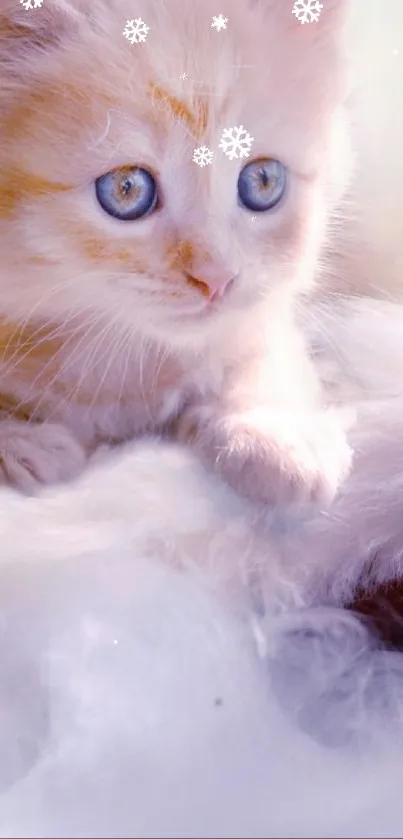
[44,309,130,428]
[0,308,81,383]
[0,278,85,375]
[81,319,131,425]
[8,310,107,420]
[114,326,135,421]
[138,334,154,426]
[0,269,113,380]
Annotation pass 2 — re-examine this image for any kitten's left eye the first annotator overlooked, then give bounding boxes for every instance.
[237,158,286,212]
[95,166,158,221]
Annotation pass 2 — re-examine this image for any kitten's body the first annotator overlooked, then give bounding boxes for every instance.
[2,0,403,611]
[0,0,351,498]
[0,302,313,447]
[0,300,336,498]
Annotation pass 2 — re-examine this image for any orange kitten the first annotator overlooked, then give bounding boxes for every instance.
[0,0,351,501]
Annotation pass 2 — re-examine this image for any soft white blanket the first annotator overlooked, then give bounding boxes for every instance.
[0,431,403,837]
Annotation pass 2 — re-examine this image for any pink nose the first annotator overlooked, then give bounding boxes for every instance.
[208,276,235,300]
[186,274,235,300]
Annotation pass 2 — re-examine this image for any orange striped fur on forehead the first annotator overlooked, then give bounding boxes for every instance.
[149,83,209,138]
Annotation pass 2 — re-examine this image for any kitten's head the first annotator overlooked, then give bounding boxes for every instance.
[0,0,350,349]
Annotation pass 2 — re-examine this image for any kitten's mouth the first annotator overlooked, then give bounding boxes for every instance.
[195,296,229,319]
[175,299,225,325]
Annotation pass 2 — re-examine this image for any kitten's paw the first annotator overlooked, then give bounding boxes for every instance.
[0,420,87,493]
[225,409,352,508]
[178,406,352,509]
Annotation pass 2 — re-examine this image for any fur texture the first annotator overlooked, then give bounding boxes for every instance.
[1,3,403,833]
[0,0,352,507]
[1,435,403,836]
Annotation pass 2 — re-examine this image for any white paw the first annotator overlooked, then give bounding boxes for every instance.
[0,420,87,493]
[228,408,353,508]
[178,405,353,510]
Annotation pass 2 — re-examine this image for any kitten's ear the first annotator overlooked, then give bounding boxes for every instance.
[0,0,83,60]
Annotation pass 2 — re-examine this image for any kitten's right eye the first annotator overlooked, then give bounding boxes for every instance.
[95,166,158,221]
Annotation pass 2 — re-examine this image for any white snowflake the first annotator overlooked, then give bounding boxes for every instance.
[211,14,228,32]
[291,0,323,24]
[218,125,254,161]
[123,17,150,44]
[19,0,43,9]
[193,146,214,167]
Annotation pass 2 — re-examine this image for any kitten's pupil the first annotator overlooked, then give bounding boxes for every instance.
[119,176,140,202]
[260,169,270,188]
[122,178,132,195]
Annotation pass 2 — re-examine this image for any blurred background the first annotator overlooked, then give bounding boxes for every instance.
[339,0,403,297]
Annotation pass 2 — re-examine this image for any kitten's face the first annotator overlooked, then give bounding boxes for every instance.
[0,0,350,349]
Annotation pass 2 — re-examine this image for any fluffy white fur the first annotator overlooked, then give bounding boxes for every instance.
[1,425,403,837]
[2,0,403,835]
[1,293,403,836]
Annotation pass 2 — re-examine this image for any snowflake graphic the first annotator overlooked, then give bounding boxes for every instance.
[123,17,150,44]
[291,0,323,24]
[218,125,254,161]
[19,0,44,9]
[211,14,228,32]
[193,146,214,167]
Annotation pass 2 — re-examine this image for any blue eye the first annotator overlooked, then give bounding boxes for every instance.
[95,166,158,221]
[237,158,286,213]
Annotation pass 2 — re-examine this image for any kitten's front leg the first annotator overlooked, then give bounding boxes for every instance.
[175,373,353,510]
[0,418,87,493]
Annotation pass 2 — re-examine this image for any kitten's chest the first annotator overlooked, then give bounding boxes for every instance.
[45,348,195,445]
[0,330,221,446]
[81,349,194,444]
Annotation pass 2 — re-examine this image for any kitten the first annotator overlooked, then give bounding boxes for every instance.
[0,0,352,502]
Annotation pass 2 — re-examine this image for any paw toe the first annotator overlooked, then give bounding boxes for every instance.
[0,422,86,492]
